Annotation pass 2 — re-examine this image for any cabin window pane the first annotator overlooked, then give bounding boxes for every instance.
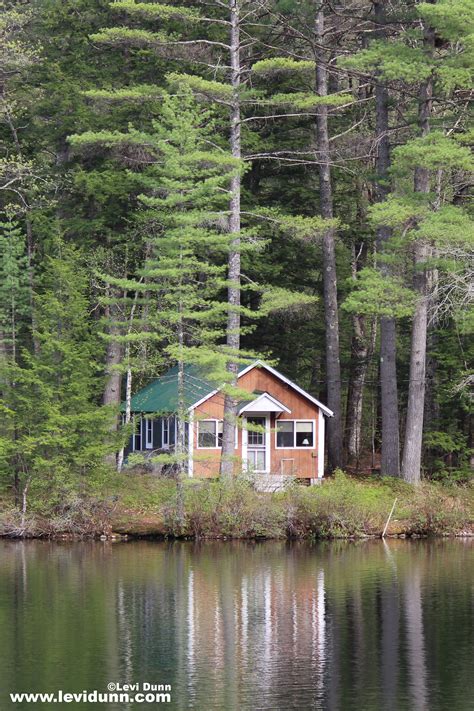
[296,421,314,447]
[276,421,294,448]
[162,417,169,447]
[145,418,153,448]
[247,417,265,446]
[248,449,265,470]
[198,420,217,448]
[134,417,142,451]
[217,420,223,447]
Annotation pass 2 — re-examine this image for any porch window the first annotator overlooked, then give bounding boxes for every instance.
[162,415,176,448]
[197,420,223,448]
[145,418,153,449]
[133,416,142,451]
[276,420,314,448]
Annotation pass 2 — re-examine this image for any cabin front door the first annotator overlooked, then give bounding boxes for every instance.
[244,415,270,473]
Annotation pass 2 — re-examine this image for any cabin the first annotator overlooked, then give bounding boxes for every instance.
[122,360,333,485]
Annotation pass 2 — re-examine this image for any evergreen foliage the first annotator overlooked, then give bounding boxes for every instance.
[0,0,473,514]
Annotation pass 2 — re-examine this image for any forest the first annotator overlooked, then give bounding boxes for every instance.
[0,0,473,528]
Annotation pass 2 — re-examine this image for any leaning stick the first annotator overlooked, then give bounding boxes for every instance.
[382,498,397,538]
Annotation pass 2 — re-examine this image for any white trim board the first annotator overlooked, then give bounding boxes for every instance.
[318,413,325,478]
[238,392,291,415]
[188,360,334,417]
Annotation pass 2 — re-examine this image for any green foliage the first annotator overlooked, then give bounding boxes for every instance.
[342,268,416,318]
[166,72,233,100]
[252,57,315,76]
[368,196,430,228]
[0,216,30,354]
[392,132,474,175]
[418,0,474,41]
[110,0,199,22]
[416,206,474,247]
[340,42,433,82]
[83,84,164,103]
[270,91,352,109]
[0,244,114,508]
[260,286,317,315]
[90,26,170,47]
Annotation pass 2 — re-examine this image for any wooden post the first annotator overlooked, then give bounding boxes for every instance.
[382,498,397,538]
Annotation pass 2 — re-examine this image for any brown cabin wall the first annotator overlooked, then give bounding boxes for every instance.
[191,368,321,479]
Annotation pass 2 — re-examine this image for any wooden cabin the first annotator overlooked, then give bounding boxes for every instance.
[122,360,333,485]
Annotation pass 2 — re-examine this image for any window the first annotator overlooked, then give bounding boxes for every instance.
[133,416,142,451]
[247,416,265,446]
[145,418,153,449]
[276,420,314,448]
[247,448,265,471]
[296,422,314,447]
[162,417,169,448]
[197,420,223,448]
[276,421,294,448]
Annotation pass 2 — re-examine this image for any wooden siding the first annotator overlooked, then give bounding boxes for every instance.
[192,368,321,478]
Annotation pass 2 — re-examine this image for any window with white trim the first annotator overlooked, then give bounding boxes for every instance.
[133,416,142,451]
[197,420,223,448]
[145,417,153,449]
[162,417,170,448]
[276,420,314,448]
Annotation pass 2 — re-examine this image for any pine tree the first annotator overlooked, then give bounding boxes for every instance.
[0,216,30,365]
[0,242,114,516]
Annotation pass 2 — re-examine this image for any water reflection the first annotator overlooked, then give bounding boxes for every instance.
[0,539,472,710]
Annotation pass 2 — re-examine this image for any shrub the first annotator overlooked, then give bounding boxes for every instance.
[407,484,469,535]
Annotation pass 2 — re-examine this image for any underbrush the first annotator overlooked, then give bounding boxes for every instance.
[0,471,472,539]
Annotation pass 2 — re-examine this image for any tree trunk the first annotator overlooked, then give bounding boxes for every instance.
[117,357,131,473]
[220,0,241,480]
[374,0,400,477]
[103,300,123,416]
[345,314,370,467]
[401,26,434,484]
[314,6,343,471]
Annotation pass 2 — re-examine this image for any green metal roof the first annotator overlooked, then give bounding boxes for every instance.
[121,364,216,414]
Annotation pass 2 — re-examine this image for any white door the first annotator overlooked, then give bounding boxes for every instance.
[244,416,269,473]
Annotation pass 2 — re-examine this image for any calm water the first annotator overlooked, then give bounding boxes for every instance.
[0,540,472,711]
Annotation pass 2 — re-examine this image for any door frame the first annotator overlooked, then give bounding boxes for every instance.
[242,414,271,474]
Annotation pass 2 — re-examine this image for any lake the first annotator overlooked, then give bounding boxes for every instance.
[0,539,472,710]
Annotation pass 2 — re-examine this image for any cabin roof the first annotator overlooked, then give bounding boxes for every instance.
[123,360,334,417]
[120,364,215,414]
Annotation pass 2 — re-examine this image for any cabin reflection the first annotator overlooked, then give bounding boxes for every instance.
[1,540,472,711]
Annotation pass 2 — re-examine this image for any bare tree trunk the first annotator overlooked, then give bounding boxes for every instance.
[345,314,370,467]
[20,477,31,532]
[345,188,375,467]
[103,297,123,468]
[314,5,343,471]
[116,285,141,472]
[175,305,186,532]
[374,0,400,477]
[401,26,434,485]
[220,0,241,480]
[103,300,123,417]
[117,356,132,473]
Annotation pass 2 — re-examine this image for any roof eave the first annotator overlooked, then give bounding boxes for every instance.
[188,359,334,417]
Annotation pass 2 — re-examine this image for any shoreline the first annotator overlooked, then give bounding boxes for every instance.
[2,472,472,542]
